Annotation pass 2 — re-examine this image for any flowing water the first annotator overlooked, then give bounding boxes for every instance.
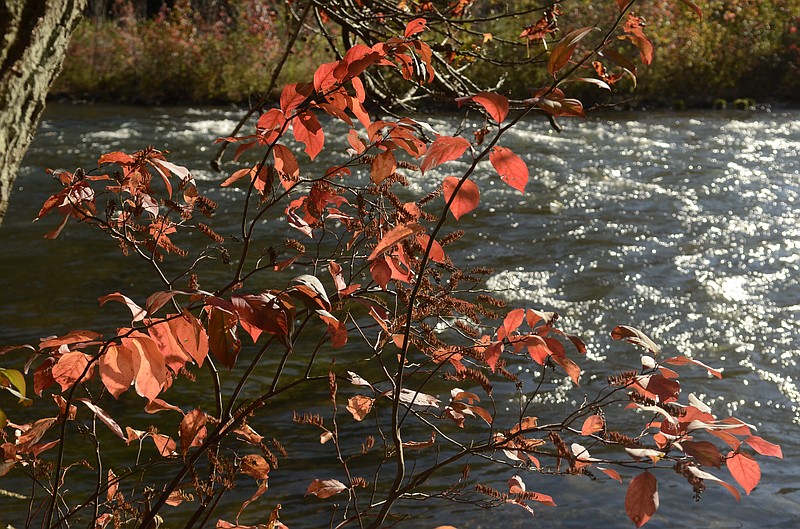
[1,103,798,528]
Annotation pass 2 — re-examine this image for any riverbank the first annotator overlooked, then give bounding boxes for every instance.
[51,1,799,108]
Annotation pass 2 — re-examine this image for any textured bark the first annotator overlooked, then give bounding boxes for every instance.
[0,0,86,225]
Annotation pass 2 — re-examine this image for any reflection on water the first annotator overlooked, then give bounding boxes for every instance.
[1,104,798,528]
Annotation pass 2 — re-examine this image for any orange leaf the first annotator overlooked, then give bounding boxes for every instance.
[611,325,661,355]
[580,415,604,436]
[240,454,270,480]
[728,452,760,495]
[744,436,782,459]
[370,150,396,184]
[625,471,659,528]
[415,233,446,263]
[98,344,135,399]
[490,146,528,193]
[420,136,470,174]
[367,223,423,261]
[442,176,479,220]
[52,352,94,392]
[346,395,374,421]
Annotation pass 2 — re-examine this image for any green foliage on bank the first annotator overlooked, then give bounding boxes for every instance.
[52,0,799,106]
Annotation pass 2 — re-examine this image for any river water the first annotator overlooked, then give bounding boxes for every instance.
[1,104,798,528]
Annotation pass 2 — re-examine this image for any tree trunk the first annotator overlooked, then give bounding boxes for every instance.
[0,0,86,225]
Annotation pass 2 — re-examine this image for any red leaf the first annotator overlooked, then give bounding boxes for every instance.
[368,223,423,261]
[744,436,783,459]
[548,27,594,75]
[489,146,528,193]
[662,355,722,379]
[280,83,313,114]
[420,136,470,174]
[484,342,503,372]
[442,176,479,220]
[580,415,604,436]
[681,440,722,468]
[273,144,300,180]
[625,472,659,528]
[370,256,392,290]
[256,108,286,143]
[467,92,509,124]
[727,452,760,495]
[404,18,427,38]
[168,311,209,367]
[293,111,324,160]
[306,478,347,499]
[313,61,340,93]
[370,150,396,184]
[207,306,242,369]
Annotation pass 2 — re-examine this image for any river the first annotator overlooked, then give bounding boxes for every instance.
[0,103,798,528]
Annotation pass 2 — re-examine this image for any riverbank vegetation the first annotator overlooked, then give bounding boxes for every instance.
[52,0,799,108]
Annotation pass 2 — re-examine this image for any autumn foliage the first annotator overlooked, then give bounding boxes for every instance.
[0,2,782,529]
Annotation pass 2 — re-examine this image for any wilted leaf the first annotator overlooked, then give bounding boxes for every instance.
[548,27,594,75]
[346,395,374,421]
[306,478,347,499]
[178,408,207,455]
[98,292,146,322]
[611,325,660,354]
[76,399,126,440]
[625,472,658,528]
[240,454,270,480]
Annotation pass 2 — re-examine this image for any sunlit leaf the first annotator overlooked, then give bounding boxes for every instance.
[442,176,479,220]
[625,472,658,528]
[728,452,760,495]
[305,478,347,499]
[346,395,374,421]
[489,146,528,193]
[420,136,470,174]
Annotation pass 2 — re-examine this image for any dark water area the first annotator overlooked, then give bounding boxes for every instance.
[1,103,799,528]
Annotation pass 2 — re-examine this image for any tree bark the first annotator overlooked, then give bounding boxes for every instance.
[0,0,86,225]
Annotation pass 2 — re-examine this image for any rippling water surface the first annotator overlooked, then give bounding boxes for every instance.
[1,104,798,528]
